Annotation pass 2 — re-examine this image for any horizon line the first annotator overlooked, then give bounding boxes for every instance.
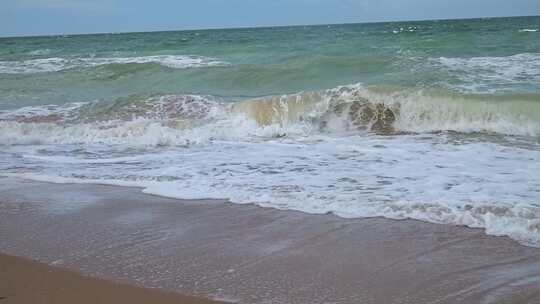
[1,14,539,39]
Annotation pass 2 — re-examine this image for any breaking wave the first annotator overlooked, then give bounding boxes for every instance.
[0,55,230,74]
[0,84,539,146]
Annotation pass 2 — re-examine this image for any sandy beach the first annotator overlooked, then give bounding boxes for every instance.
[0,253,224,304]
[1,177,539,303]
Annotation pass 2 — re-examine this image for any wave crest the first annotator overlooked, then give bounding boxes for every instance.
[234,84,540,137]
[0,55,230,74]
[1,84,539,146]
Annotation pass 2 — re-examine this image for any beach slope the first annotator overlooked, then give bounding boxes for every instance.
[1,177,539,303]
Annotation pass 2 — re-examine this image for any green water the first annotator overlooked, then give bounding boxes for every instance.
[1,16,539,110]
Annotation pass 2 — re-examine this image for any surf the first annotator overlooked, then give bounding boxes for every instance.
[1,84,539,147]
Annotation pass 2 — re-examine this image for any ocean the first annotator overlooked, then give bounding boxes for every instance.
[1,16,539,247]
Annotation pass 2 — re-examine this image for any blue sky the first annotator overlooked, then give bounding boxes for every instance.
[2,0,540,37]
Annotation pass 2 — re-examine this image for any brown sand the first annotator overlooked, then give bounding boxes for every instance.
[1,177,540,303]
[0,253,223,304]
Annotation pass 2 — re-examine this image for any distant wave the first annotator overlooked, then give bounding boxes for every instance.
[0,55,230,74]
[519,28,538,32]
[27,49,53,56]
[391,26,418,34]
[433,53,540,92]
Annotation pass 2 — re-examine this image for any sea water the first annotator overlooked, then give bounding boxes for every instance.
[1,16,539,246]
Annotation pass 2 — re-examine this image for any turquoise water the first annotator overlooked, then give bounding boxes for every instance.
[1,16,540,109]
[1,16,540,247]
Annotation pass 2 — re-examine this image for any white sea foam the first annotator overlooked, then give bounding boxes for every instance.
[3,133,540,247]
[0,55,230,74]
[392,26,417,34]
[519,29,538,32]
[28,49,53,56]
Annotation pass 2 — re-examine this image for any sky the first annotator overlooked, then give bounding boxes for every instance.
[2,0,540,37]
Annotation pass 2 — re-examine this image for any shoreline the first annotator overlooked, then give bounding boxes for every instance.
[1,177,540,303]
[0,253,225,304]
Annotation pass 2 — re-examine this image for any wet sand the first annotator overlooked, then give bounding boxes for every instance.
[1,177,540,303]
[0,253,223,304]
